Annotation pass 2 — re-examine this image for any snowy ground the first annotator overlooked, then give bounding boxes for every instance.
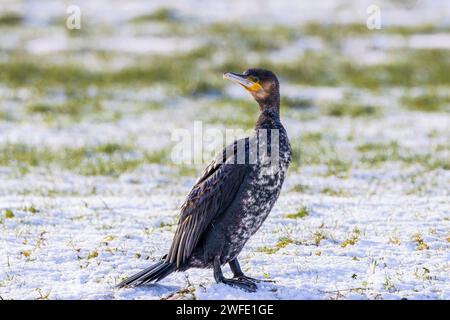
[0,0,449,300]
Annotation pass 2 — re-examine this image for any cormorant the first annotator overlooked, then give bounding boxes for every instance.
[118,69,292,292]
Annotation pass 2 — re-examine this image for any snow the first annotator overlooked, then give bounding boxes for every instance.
[1,191,448,300]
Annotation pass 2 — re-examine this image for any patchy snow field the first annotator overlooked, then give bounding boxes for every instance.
[0,0,449,300]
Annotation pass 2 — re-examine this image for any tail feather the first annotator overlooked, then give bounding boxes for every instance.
[117,261,175,288]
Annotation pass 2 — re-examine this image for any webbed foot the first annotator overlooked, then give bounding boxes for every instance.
[222,277,257,292]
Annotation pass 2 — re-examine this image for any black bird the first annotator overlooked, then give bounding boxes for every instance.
[118,69,292,292]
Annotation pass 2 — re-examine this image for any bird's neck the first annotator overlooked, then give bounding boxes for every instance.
[255,104,281,130]
[257,94,280,123]
[258,93,280,113]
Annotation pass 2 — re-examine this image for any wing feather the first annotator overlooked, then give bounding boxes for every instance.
[166,139,250,267]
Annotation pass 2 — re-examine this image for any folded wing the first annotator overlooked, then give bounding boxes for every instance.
[166,139,250,267]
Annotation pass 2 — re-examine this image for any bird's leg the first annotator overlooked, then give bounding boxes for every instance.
[213,256,257,292]
[229,258,275,283]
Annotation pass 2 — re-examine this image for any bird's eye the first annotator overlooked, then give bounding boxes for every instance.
[248,76,260,83]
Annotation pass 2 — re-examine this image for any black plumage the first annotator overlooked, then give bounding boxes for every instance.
[118,69,292,292]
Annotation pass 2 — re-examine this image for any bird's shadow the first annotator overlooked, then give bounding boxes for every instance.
[201,280,279,298]
[116,277,293,299]
[117,283,180,298]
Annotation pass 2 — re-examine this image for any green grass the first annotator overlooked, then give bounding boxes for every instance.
[131,8,178,23]
[312,230,327,246]
[257,236,296,254]
[4,209,15,219]
[358,141,449,170]
[411,233,430,251]
[0,143,173,177]
[291,184,311,193]
[281,96,313,109]
[402,152,450,171]
[0,109,11,121]
[291,131,448,173]
[286,206,309,219]
[341,228,361,248]
[343,50,450,88]
[204,99,257,128]
[301,22,450,42]
[290,133,328,169]
[22,88,162,123]
[175,164,202,177]
[0,19,448,181]
[303,132,323,142]
[0,47,222,96]
[23,206,39,214]
[292,131,352,175]
[321,187,348,196]
[301,22,370,44]
[290,137,328,169]
[1,47,448,102]
[28,102,85,116]
[87,250,99,259]
[325,157,352,177]
[207,25,450,90]
[322,101,382,118]
[384,24,450,36]
[275,51,340,86]
[94,143,132,154]
[401,91,450,112]
[358,141,401,165]
[274,49,450,89]
[0,13,23,26]
[206,23,297,52]
[27,100,103,119]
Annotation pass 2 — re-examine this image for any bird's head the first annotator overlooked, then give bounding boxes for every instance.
[223,68,280,112]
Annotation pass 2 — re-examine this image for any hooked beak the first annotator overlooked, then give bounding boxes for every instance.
[223,72,262,92]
